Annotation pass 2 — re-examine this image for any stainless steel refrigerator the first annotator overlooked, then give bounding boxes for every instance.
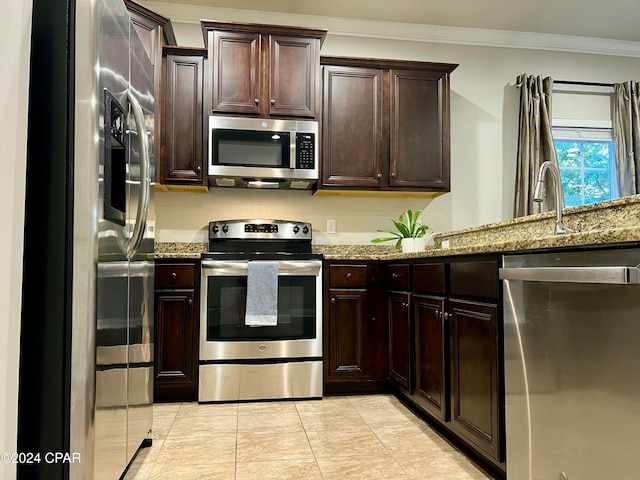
[19,0,154,478]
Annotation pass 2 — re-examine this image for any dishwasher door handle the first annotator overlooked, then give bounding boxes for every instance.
[499,265,640,284]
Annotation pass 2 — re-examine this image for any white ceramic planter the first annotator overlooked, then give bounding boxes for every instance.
[401,237,426,253]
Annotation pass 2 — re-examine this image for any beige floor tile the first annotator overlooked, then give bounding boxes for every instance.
[316,454,409,480]
[153,402,182,417]
[237,400,299,415]
[295,396,354,413]
[235,459,323,480]
[236,430,314,462]
[149,463,236,480]
[347,394,403,410]
[393,450,491,480]
[418,423,459,451]
[157,435,237,465]
[177,401,239,417]
[370,422,447,454]
[167,413,238,439]
[152,414,177,440]
[308,428,387,458]
[136,395,492,480]
[357,404,424,427]
[298,407,370,432]
[237,412,304,434]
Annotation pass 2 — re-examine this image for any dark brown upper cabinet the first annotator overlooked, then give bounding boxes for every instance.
[124,0,176,185]
[160,46,208,188]
[202,21,326,119]
[320,57,458,194]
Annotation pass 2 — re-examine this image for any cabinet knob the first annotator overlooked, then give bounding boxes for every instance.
[435,310,441,318]
[346,272,352,279]
[402,302,409,308]
[196,166,201,173]
[254,98,260,104]
[331,297,336,304]
[371,317,376,322]
[270,99,276,105]
[444,312,451,321]
[376,173,382,179]
[187,298,193,306]
[392,273,399,279]
[391,172,397,178]
[171,272,177,279]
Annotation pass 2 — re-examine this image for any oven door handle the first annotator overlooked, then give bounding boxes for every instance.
[201,260,321,275]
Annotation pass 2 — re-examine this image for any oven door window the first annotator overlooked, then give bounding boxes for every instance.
[206,275,316,341]
[212,129,290,168]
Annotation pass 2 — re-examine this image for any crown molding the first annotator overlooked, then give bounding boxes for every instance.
[143,1,640,58]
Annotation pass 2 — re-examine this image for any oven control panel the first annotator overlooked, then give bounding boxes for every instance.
[245,223,278,234]
[209,219,313,241]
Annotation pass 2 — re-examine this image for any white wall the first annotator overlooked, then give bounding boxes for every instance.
[0,0,31,478]
[146,3,640,241]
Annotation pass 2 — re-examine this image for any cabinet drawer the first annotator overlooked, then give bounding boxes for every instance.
[155,263,196,288]
[413,263,446,294]
[329,264,368,287]
[386,264,410,291]
[450,260,499,299]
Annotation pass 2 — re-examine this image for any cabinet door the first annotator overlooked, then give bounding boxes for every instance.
[388,290,412,392]
[125,0,175,184]
[211,30,261,114]
[327,288,368,379]
[414,294,448,421]
[269,35,318,117]
[321,65,384,188]
[449,298,501,462]
[389,69,450,190]
[154,289,197,401]
[163,53,205,184]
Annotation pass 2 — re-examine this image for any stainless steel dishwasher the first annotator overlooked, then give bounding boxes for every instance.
[500,247,640,480]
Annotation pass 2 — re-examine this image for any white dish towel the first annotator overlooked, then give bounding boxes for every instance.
[245,261,279,326]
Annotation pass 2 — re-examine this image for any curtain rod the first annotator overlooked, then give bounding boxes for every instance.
[515,75,614,88]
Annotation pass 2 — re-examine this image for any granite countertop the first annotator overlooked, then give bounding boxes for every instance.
[155,195,640,261]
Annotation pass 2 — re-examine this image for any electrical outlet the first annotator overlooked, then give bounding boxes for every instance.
[441,240,450,249]
[327,219,337,234]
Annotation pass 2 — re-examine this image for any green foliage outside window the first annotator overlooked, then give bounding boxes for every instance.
[554,139,616,207]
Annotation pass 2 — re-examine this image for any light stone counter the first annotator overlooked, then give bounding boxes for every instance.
[155,195,640,261]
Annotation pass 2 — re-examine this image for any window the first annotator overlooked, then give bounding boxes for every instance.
[552,122,619,207]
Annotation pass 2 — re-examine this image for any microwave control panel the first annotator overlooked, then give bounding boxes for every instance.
[295,133,315,169]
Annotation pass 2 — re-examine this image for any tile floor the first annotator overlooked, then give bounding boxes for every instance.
[125,394,492,480]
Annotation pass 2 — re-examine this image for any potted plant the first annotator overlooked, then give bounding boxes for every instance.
[371,209,431,253]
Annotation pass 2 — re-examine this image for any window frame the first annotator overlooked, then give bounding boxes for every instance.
[552,119,618,207]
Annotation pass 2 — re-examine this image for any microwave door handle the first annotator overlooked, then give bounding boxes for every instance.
[124,89,151,260]
[290,131,296,169]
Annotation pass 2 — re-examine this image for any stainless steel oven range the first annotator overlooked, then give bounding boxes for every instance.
[199,219,323,402]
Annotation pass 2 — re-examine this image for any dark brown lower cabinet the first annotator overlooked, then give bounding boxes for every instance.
[388,290,411,393]
[413,294,447,421]
[449,298,501,463]
[327,288,369,378]
[154,260,199,402]
[324,262,389,394]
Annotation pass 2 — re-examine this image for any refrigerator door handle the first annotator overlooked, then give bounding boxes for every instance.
[124,89,150,260]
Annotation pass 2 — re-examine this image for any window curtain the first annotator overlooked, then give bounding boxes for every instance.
[514,74,559,217]
[613,81,640,196]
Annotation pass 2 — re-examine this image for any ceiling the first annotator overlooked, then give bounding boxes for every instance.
[148,0,640,43]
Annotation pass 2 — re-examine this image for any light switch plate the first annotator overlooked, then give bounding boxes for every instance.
[327,219,337,234]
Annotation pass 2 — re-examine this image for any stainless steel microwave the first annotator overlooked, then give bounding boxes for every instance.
[208,116,318,189]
